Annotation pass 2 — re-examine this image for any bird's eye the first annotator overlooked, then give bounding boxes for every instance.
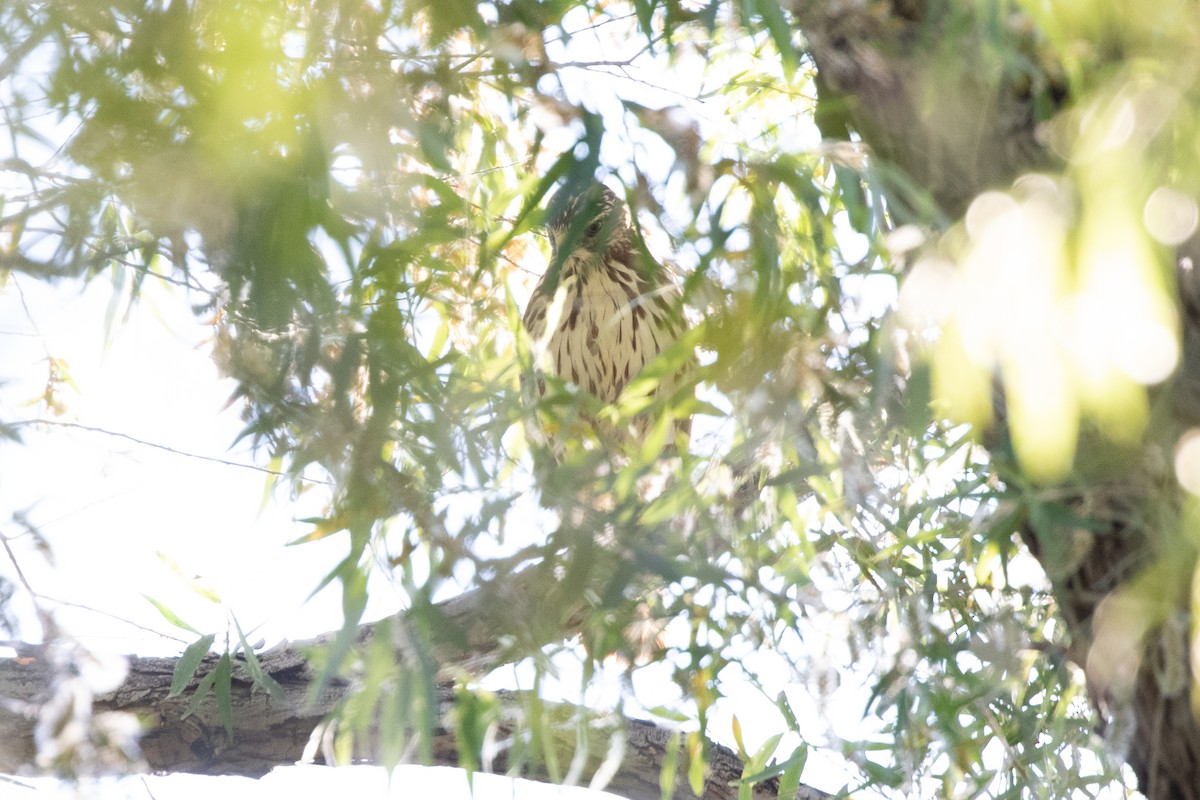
[585,220,603,238]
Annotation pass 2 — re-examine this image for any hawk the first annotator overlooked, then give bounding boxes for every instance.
[522,182,690,449]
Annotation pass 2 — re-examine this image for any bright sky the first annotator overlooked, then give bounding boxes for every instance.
[0,272,347,650]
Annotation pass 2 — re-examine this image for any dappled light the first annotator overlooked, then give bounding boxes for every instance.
[906,173,1177,481]
[8,1,1200,798]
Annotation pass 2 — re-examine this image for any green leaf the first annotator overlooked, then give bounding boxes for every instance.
[416,115,453,172]
[102,251,127,353]
[775,691,800,731]
[416,0,483,41]
[258,453,283,513]
[213,652,235,741]
[488,150,576,252]
[454,688,499,773]
[155,553,222,604]
[834,164,869,233]
[751,0,798,79]
[143,594,200,634]
[170,633,216,697]
[776,745,808,800]
[233,617,284,702]
[310,554,369,699]
[659,731,681,800]
[182,663,218,720]
[741,738,805,785]
[426,315,450,361]
[859,756,906,788]
[731,714,747,758]
[686,732,706,796]
[647,706,690,723]
[633,0,656,36]
[742,732,783,778]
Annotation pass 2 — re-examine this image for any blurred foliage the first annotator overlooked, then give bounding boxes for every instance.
[10,0,1197,796]
[893,1,1200,485]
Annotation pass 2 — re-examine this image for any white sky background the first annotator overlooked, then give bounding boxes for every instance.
[0,273,348,651]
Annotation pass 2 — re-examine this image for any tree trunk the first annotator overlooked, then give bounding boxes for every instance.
[791,1,1200,796]
[0,579,832,800]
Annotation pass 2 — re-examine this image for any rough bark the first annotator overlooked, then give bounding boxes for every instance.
[796,0,1056,220]
[0,575,833,800]
[791,1,1200,797]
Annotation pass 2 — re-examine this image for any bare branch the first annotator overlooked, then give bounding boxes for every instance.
[9,420,331,486]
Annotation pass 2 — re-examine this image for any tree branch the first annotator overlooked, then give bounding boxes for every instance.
[0,572,836,799]
[9,420,331,486]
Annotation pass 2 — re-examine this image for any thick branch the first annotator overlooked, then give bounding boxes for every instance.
[0,574,834,800]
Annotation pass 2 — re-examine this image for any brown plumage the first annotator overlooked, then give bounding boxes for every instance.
[522,182,690,447]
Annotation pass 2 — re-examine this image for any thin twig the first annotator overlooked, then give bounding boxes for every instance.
[10,419,331,486]
[11,277,51,362]
[139,775,160,799]
[35,594,190,645]
[0,533,37,603]
[0,774,37,790]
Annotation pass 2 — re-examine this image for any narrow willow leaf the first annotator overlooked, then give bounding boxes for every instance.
[659,730,681,800]
[740,732,784,796]
[776,745,807,800]
[182,665,218,720]
[142,594,200,634]
[753,0,799,78]
[214,652,234,741]
[258,453,283,513]
[740,735,798,784]
[731,714,747,758]
[170,633,216,697]
[686,731,706,797]
[234,617,284,701]
[632,0,654,36]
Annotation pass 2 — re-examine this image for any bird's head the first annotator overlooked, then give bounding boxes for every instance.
[543,183,632,268]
